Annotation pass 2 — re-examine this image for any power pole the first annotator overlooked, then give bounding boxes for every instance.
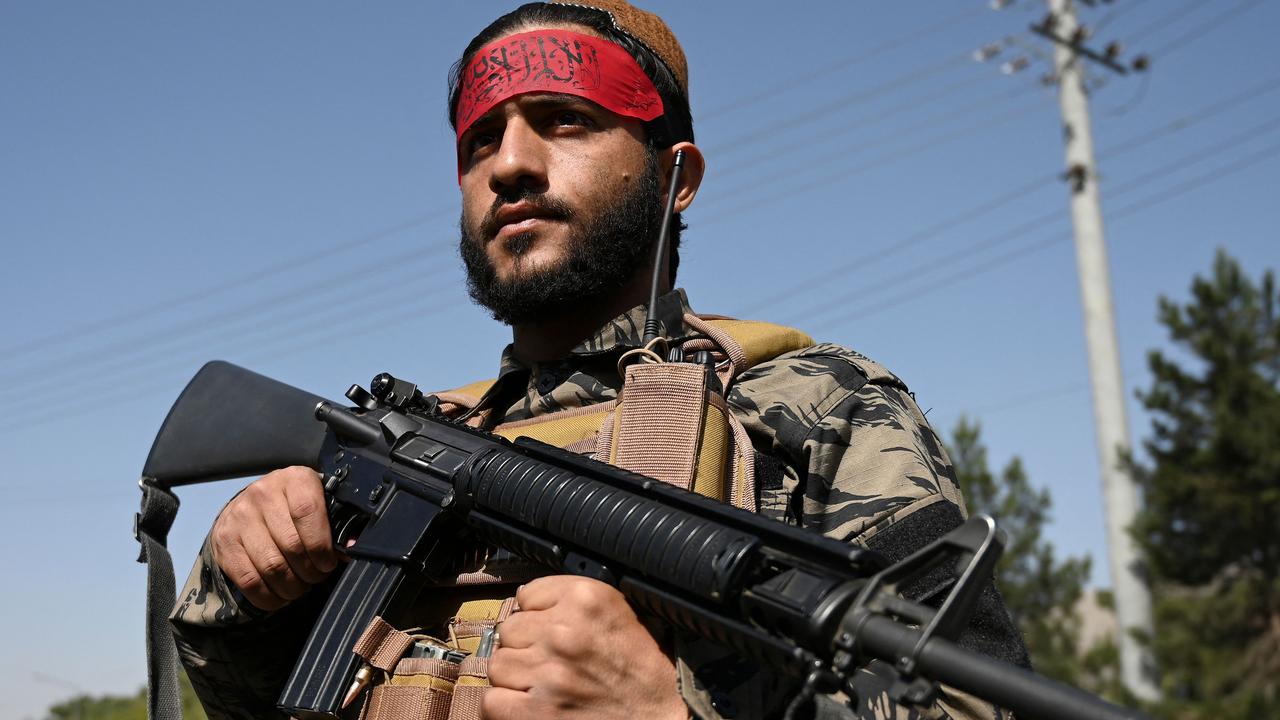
[1037,0,1159,702]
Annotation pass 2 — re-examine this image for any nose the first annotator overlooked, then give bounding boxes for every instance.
[489,117,549,196]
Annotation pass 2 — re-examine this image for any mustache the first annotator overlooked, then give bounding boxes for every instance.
[479,190,575,239]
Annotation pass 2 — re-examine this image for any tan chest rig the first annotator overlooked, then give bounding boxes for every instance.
[344,315,814,719]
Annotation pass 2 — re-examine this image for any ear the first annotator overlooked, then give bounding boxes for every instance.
[661,141,705,213]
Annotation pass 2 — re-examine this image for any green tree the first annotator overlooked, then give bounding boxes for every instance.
[43,671,207,720]
[949,419,1113,692]
[1128,250,1280,718]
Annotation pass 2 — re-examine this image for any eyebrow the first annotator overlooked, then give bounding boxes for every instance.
[464,92,603,131]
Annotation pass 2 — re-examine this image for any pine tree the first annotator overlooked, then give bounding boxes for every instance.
[1128,250,1280,718]
[948,419,1108,691]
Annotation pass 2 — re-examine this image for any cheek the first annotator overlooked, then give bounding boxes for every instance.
[460,181,492,232]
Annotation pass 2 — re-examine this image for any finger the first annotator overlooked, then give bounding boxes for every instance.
[481,686,533,719]
[514,576,577,611]
[214,537,288,612]
[486,647,542,692]
[259,492,328,585]
[239,516,311,602]
[282,476,339,574]
[491,610,547,650]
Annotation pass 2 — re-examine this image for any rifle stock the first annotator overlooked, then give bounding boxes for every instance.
[143,361,328,486]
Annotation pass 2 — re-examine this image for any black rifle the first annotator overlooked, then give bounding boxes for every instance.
[135,361,1147,720]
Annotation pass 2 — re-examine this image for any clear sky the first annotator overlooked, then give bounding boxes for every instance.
[2,1,1277,716]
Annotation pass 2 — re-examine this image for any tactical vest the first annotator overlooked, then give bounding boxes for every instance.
[348,314,815,720]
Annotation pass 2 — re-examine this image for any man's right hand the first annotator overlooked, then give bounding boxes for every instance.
[210,466,341,612]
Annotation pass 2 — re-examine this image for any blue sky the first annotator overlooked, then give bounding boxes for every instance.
[2,1,1277,716]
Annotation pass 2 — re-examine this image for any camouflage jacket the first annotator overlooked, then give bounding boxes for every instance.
[170,289,1027,720]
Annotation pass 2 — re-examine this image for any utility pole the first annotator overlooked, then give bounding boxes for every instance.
[1038,0,1159,702]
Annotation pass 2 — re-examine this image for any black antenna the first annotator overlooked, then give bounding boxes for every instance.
[642,149,686,345]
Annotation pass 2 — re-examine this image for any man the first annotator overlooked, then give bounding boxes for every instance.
[171,2,1028,719]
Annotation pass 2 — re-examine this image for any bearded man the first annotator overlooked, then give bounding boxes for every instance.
[170,3,1029,719]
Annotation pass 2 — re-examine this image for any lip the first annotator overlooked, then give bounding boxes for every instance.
[492,203,559,239]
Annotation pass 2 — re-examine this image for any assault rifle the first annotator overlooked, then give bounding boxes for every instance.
[135,361,1147,720]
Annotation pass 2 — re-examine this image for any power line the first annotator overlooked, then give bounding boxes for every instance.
[1096,74,1280,155]
[788,117,1280,329]
[35,114,1280,425]
[5,12,1015,365]
[3,207,453,360]
[733,75,1280,317]
[704,50,980,157]
[19,131,1277,433]
[1125,0,1206,44]
[17,71,1278,395]
[699,4,990,121]
[1090,0,1154,35]
[7,282,473,431]
[734,171,1059,317]
[808,139,1280,334]
[0,37,1046,384]
[28,269,465,397]
[697,97,1048,222]
[1146,0,1264,56]
[711,75,1029,180]
[0,241,455,385]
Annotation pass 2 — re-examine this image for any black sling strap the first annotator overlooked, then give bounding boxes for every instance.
[135,478,183,720]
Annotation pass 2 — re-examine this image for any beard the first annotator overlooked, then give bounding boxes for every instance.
[459,151,663,326]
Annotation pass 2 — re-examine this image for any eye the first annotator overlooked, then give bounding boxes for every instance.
[465,129,498,156]
[552,110,590,127]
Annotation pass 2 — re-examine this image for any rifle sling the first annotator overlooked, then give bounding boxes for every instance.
[136,478,183,720]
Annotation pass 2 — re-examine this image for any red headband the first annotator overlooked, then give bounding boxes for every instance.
[454,28,664,140]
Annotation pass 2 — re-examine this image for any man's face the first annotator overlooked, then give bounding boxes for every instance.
[456,35,663,325]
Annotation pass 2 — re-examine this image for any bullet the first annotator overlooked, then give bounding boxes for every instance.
[341,665,375,709]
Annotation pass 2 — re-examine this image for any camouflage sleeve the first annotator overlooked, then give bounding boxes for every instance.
[668,344,1025,720]
[727,343,968,541]
[169,536,330,720]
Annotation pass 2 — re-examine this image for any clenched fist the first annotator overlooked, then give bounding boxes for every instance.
[483,576,689,720]
[210,466,341,611]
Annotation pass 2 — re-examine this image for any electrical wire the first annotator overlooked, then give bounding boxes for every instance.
[732,76,1280,316]
[8,281,474,431]
[1090,0,1154,35]
[0,240,455,386]
[699,4,990,121]
[5,14,1016,367]
[0,58,1034,387]
[13,71,1280,398]
[697,97,1048,222]
[27,111,1280,420]
[805,139,1280,334]
[704,51,980,158]
[12,14,1280,407]
[2,207,454,360]
[1146,0,1264,56]
[1125,0,1206,44]
[23,274,462,402]
[733,170,1060,317]
[17,135,1276,432]
[785,116,1280,329]
[711,74,1027,181]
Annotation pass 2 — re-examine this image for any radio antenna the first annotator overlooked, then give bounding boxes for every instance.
[642,149,686,346]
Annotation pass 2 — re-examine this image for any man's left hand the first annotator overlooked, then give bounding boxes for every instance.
[482,576,689,720]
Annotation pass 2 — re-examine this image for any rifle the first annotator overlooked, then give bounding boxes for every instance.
[135,361,1148,720]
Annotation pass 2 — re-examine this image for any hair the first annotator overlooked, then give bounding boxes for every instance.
[447,2,693,280]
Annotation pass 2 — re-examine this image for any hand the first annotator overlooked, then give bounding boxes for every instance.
[210,466,341,611]
[482,576,689,720]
